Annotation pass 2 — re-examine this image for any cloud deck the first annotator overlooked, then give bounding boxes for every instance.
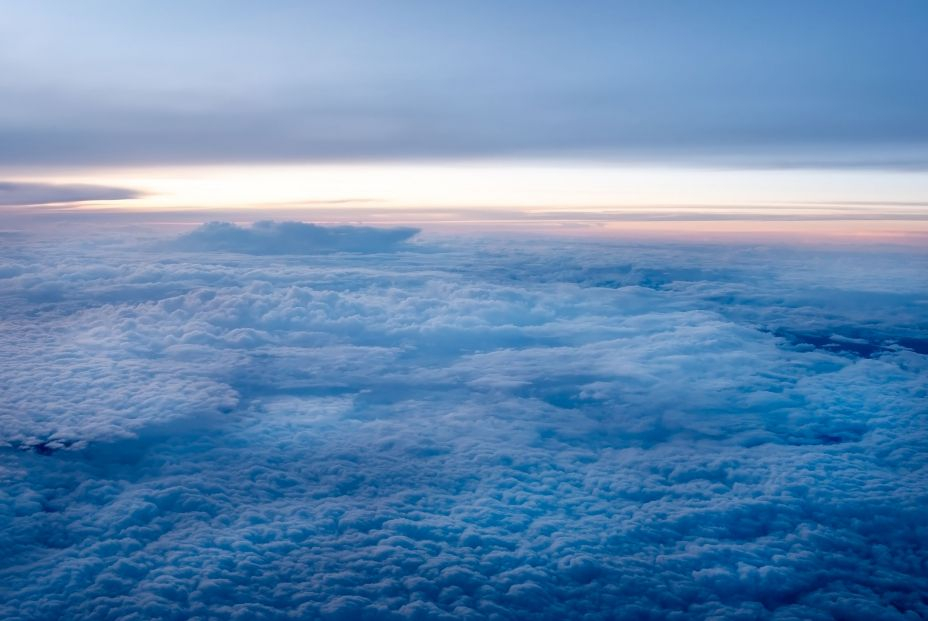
[1,227,926,619]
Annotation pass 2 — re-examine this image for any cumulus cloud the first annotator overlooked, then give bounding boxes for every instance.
[172,220,420,254]
[0,181,140,206]
[0,229,926,620]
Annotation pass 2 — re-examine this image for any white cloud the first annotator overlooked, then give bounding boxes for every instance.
[0,227,926,619]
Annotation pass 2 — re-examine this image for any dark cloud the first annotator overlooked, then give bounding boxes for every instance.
[172,221,420,254]
[2,2,927,169]
[0,182,141,207]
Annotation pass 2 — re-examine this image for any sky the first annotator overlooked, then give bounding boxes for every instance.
[2,4,928,621]
[1,0,927,238]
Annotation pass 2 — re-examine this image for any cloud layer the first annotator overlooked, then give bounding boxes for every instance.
[2,3,927,168]
[0,228,926,619]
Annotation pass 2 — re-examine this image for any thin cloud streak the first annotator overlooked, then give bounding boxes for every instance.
[0,181,141,207]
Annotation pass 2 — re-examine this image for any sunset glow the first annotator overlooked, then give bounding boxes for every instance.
[5,163,928,241]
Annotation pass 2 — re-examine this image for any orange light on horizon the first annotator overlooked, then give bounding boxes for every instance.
[3,161,927,243]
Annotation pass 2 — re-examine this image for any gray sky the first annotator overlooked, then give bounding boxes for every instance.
[2,0,927,169]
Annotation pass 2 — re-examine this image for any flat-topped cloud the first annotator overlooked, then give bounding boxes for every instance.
[172,220,420,254]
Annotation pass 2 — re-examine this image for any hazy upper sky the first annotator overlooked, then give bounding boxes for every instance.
[1,1,927,235]
[3,0,927,168]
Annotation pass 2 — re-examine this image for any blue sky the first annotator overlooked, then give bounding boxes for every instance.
[2,1,927,238]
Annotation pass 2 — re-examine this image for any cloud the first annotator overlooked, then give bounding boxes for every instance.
[0,182,141,207]
[0,229,926,619]
[172,221,420,254]
[1,4,927,169]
